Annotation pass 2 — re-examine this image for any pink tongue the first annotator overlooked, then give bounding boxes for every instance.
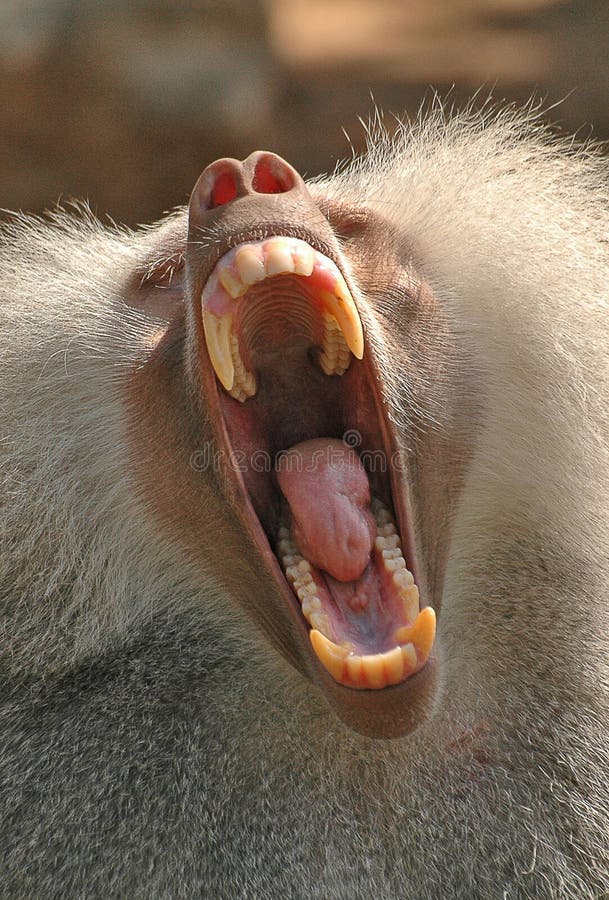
[276,438,375,582]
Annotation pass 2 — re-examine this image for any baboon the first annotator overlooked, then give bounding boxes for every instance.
[1,106,608,898]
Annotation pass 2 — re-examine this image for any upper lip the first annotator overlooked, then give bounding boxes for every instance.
[190,224,340,290]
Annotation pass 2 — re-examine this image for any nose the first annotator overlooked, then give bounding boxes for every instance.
[186,150,337,274]
[191,151,304,215]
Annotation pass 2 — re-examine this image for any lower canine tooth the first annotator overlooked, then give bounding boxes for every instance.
[394,606,436,660]
[310,630,348,681]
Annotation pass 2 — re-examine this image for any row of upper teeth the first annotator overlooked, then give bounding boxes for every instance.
[200,236,364,401]
[277,499,436,689]
[318,312,351,377]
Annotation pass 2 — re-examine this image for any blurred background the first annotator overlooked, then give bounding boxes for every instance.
[1,0,608,226]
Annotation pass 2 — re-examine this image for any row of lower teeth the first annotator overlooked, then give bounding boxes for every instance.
[371,501,419,621]
[277,499,419,637]
[309,609,436,690]
[276,529,333,636]
[277,499,437,689]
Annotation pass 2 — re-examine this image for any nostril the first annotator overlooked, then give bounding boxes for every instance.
[191,159,245,215]
[190,153,303,222]
[210,170,238,208]
[252,155,296,194]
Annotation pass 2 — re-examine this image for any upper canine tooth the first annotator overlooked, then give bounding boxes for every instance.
[265,241,295,276]
[320,281,364,360]
[235,246,266,286]
[202,310,235,390]
[394,606,436,661]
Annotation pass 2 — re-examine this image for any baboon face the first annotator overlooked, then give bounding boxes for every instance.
[128,151,472,737]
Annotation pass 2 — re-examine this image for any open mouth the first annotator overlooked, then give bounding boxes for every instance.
[199,233,436,689]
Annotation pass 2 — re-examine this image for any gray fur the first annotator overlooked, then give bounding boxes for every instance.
[1,106,608,898]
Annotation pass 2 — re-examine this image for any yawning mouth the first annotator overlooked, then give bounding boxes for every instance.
[198,232,436,689]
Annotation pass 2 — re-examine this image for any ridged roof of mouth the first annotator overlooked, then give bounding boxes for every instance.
[199,233,436,690]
